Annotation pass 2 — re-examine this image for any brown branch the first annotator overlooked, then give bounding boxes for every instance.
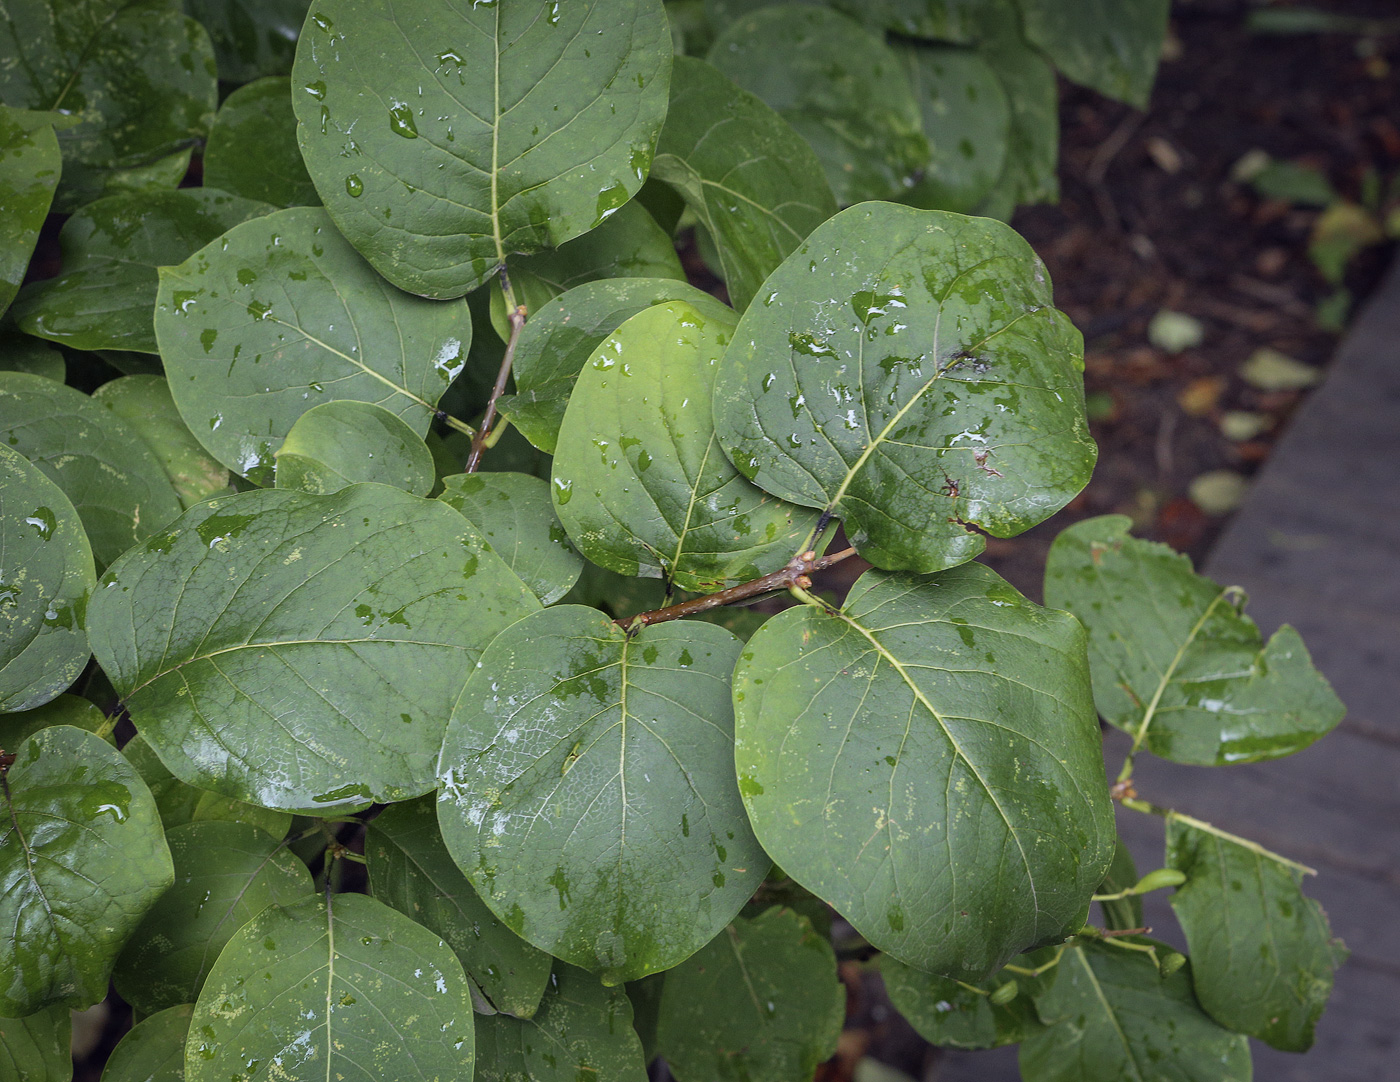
[466,268,526,473]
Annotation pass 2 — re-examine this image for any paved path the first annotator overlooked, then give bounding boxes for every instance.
[934,259,1400,1081]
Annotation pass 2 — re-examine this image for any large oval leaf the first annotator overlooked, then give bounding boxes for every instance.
[0,446,95,712]
[0,106,63,319]
[714,202,1094,573]
[187,892,475,1082]
[203,77,319,208]
[0,725,173,1016]
[1018,0,1169,108]
[733,564,1114,978]
[975,6,1059,212]
[274,399,435,495]
[291,0,673,298]
[99,1004,191,1082]
[438,606,767,985]
[0,1005,70,1081]
[155,206,471,485]
[553,301,818,591]
[88,484,539,812]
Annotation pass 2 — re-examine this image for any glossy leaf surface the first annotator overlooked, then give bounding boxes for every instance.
[553,301,818,591]
[187,893,475,1082]
[186,0,310,82]
[879,952,1043,1050]
[99,1005,190,1082]
[652,56,836,311]
[1017,0,1169,108]
[203,77,319,208]
[438,606,766,984]
[156,206,471,485]
[274,399,434,495]
[88,484,538,812]
[0,725,173,1016]
[733,565,1113,977]
[0,1006,70,1081]
[1044,515,1344,765]
[0,107,62,319]
[292,0,673,298]
[714,202,1094,573]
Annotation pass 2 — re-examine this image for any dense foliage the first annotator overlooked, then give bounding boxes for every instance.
[0,1,1348,1080]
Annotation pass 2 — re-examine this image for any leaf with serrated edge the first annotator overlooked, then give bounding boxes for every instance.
[0,1005,70,1081]
[203,77,320,208]
[291,0,673,298]
[98,1004,190,1082]
[0,106,63,319]
[554,301,818,591]
[88,484,539,813]
[438,606,767,984]
[275,400,435,496]
[733,564,1113,978]
[1044,515,1343,765]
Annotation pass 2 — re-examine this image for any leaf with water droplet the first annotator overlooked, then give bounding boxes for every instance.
[274,399,435,496]
[204,76,321,208]
[98,1004,191,1082]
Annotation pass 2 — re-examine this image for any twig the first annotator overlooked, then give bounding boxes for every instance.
[1119,796,1317,876]
[466,266,526,472]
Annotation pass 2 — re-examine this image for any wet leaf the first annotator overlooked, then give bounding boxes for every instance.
[651,56,836,311]
[0,725,173,1016]
[186,893,475,1082]
[878,952,1045,1050]
[98,1004,191,1082]
[438,471,582,606]
[203,77,320,208]
[655,907,844,1082]
[274,399,435,495]
[0,107,63,320]
[0,694,104,751]
[1044,516,1344,765]
[0,447,95,712]
[291,0,673,298]
[155,206,472,485]
[0,1005,70,1081]
[713,202,1093,573]
[11,189,273,354]
[113,821,313,1015]
[88,484,539,812]
[732,565,1113,978]
[553,301,818,592]
[1017,0,1169,108]
[1166,820,1346,1051]
[186,0,310,82]
[437,606,766,985]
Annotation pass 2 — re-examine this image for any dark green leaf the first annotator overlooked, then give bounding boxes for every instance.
[88,484,539,812]
[1166,819,1346,1051]
[186,893,475,1082]
[0,371,184,567]
[0,107,63,320]
[560,558,668,621]
[974,6,1059,209]
[113,821,313,1014]
[733,565,1114,978]
[499,277,733,454]
[438,606,766,985]
[1097,837,1143,932]
[291,0,674,298]
[831,0,982,41]
[0,331,65,382]
[707,6,929,204]
[879,952,1043,1050]
[274,400,435,495]
[651,56,836,311]
[203,76,320,208]
[155,206,472,485]
[438,472,582,606]
[553,301,818,591]
[0,725,173,1016]
[11,189,273,354]
[655,907,844,1082]
[98,1004,190,1082]
[713,202,1094,573]
[0,446,94,712]
[366,795,553,1019]
[1044,515,1344,765]
[1016,0,1169,108]
[0,1005,70,1081]
[0,694,104,751]
[185,0,310,82]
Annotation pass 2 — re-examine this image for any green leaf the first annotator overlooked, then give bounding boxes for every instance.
[88,484,539,812]
[185,0,310,82]
[707,6,929,204]
[0,694,104,751]
[1096,837,1143,932]
[11,189,274,354]
[203,77,320,208]
[474,963,648,1082]
[113,821,313,1014]
[92,375,231,508]
[830,0,982,41]
[1044,515,1344,765]
[975,6,1059,209]
[0,0,217,210]
[186,893,475,1082]
[0,446,95,712]
[274,400,435,495]
[155,206,472,486]
[291,0,674,299]
[1166,819,1346,1052]
[553,301,818,592]
[879,952,1043,1050]
[655,907,844,1082]
[437,472,582,606]
[0,107,63,320]
[0,725,174,1016]
[560,558,668,621]
[1020,941,1251,1082]
[0,331,65,382]
[1016,0,1169,108]
[651,56,836,311]
[0,371,184,568]
[98,1004,191,1082]
[733,564,1114,978]
[0,1005,70,1081]
[894,43,1011,214]
[499,277,734,454]
[367,795,554,1019]
[713,202,1094,573]
[437,606,767,985]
